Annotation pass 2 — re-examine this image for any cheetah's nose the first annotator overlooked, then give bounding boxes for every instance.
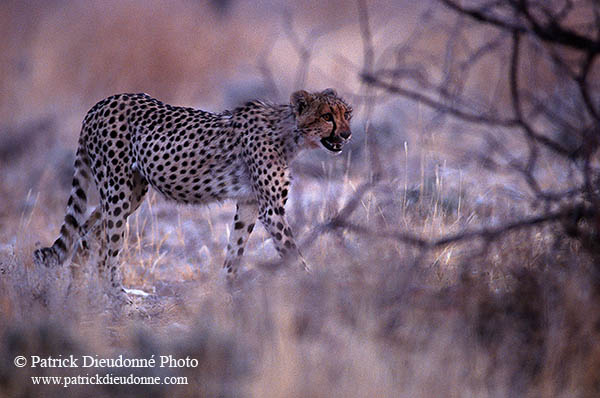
[340,130,351,140]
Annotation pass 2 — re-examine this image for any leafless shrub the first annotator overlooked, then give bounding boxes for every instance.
[359,0,600,265]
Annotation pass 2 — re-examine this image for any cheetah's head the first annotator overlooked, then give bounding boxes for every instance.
[291,89,353,153]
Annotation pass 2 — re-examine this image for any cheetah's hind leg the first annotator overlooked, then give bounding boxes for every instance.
[34,145,93,268]
[97,166,152,308]
[33,246,61,268]
[67,207,103,296]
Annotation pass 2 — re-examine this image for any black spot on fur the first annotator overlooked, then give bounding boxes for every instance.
[65,214,78,228]
[75,188,87,201]
[55,238,67,252]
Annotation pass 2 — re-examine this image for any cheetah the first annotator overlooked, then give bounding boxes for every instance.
[34,89,352,300]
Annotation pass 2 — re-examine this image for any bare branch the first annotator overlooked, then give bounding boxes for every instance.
[282,10,321,89]
[439,0,600,53]
[439,0,527,33]
[508,31,573,158]
[357,0,374,75]
[517,0,600,53]
[357,0,378,182]
[577,52,600,122]
[361,73,520,127]
[328,205,595,250]
[256,36,281,100]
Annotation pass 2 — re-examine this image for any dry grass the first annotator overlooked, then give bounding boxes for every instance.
[1,1,599,397]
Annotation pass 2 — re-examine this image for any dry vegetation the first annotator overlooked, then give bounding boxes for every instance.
[1,0,600,397]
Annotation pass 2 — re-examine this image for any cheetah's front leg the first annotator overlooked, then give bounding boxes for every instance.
[245,149,308,273]
[257,204,308,272]
[223,201,258,279]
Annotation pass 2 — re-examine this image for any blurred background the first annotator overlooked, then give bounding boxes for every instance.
[2,0,600,396]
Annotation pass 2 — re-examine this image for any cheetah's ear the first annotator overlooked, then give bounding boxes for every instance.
[291,90,312,116]
[321,88,337,97]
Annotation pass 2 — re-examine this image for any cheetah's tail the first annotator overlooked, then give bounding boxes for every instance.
[34,142,92,267]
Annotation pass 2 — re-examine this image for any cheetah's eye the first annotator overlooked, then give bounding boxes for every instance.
[321,113,333,122]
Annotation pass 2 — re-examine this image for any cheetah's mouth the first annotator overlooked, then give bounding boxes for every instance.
[320,137,344,153]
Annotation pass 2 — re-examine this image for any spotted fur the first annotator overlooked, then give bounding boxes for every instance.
[34,89,352,299]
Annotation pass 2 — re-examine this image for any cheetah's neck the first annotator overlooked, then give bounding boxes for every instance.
[254,102,307,163]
